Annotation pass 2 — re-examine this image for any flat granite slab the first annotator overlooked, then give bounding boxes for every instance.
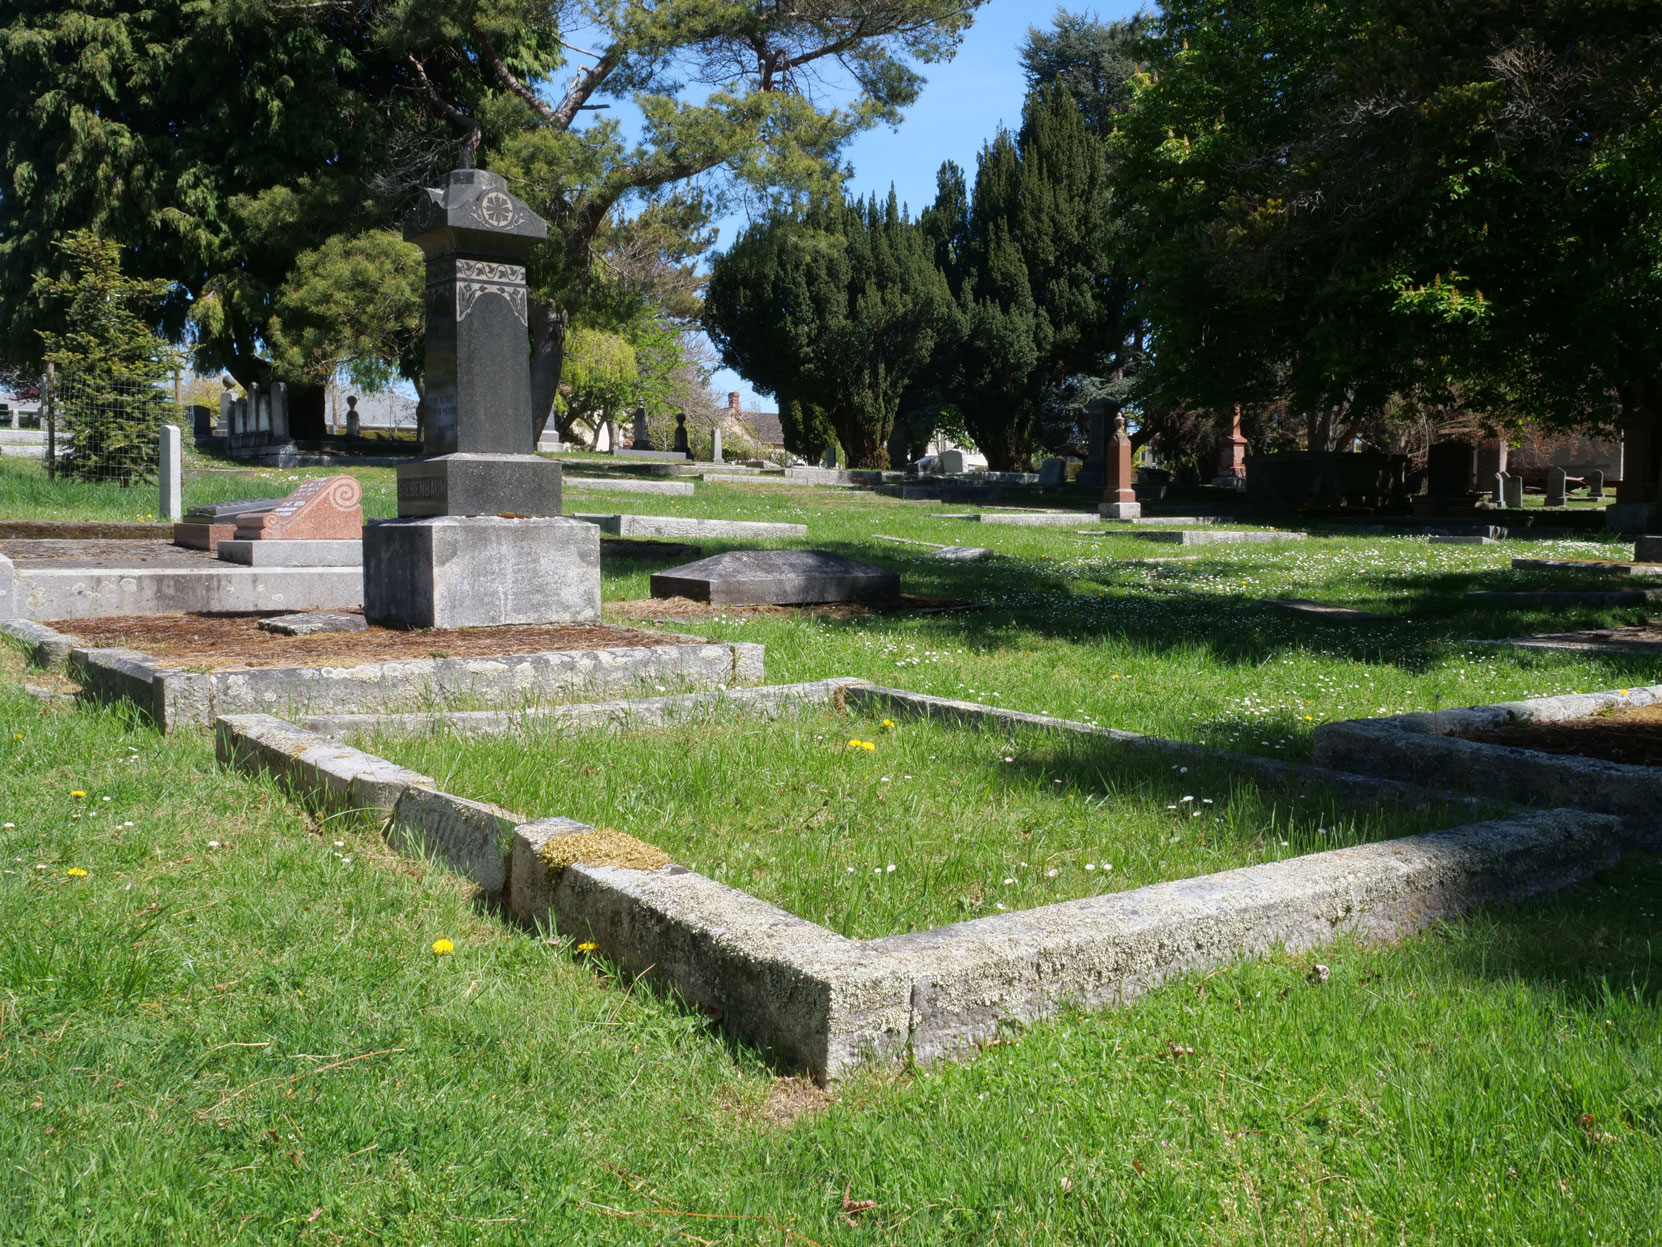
[1131,529,1308,546]
[563,478,694,496]
[217,538,363,567]
[1470,588,1662,607]
[1488,626,1662,656]
[1511,558,1662,577]
[1262,598,1387,621]
[575,513,807,540]
[928,511,1086,527]
[651,549,900,605]
[1430,535,1495,545]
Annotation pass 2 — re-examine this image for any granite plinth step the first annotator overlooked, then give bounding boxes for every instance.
[1130,529,1307,546]
[651,549,899,605]
[217,538,363,567]
[1430,535,1495,545]
[574,513,807,540]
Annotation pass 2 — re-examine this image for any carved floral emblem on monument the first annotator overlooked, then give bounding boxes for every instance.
[477,190,517,228]
[454,260,528,326]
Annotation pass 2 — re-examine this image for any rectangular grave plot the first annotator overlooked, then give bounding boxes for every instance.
[349,704,1480,942]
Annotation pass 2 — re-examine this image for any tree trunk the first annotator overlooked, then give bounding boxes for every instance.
[1616,379,1662,505]
[832,410,890,468]
[529,298,568,443]
[287,382,327,441]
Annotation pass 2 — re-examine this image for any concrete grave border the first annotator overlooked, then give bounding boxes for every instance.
[213,681,1626,1083]
[3,617,764,732]
[1313,684,1662,841]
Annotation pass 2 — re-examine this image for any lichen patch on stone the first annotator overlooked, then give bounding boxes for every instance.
[540,828,672,873]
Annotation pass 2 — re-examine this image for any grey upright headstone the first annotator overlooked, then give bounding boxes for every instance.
[1078,399,1111,490]
[711,426,723,464]
[249,382,266,437]
[1038,457,1066,488]
[346,395,361,437]
[189,404,213,438]
[672,412,690,457]
[218,377,235,435]
[820,444,839,469]
[632,406,653,451]
[1492,472,1505,505]
[159,424,183,522]
[939,449,967,475]
[1588,469,1605,499]
[1503,472,1523,509]
[270,382,290,441]
[363,167,598,630]
[393,168,560,517]
[1545,466,1567,507]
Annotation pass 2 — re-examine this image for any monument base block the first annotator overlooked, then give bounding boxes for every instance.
[396,454,563,518]
[1098,501,1143,520]
[363,516,600,629]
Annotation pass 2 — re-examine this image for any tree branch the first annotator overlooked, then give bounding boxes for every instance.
[406,53,482,167]
[554,42,625,130]
[471,25,559,125]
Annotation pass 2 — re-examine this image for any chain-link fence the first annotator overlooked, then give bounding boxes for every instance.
[45,370,179,485]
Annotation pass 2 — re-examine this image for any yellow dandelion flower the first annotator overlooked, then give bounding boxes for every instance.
[66,867,88,877]
[431,938,454,955]
[70,790,87,798]
[860,741,876,752]
[577,942,598,954]
[847,739,863,749]
[881,719,896,729]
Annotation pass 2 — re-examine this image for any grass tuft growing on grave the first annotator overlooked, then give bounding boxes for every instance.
[3,645,1662,1242]
[357,707,1478,939]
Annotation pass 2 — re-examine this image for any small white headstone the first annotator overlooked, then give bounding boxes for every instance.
[940,449,967,474]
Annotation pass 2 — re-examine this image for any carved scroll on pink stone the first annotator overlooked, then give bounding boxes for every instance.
[233,476,364,540]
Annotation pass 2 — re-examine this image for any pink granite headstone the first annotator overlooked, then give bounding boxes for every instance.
[233,475,363,540]
[1106,414,1135,507]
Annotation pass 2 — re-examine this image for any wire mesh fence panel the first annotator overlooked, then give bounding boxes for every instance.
[48,371,179,485]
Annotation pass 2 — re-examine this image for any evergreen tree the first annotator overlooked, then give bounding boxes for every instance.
[925,86,1132,469]
[704,193,955,467]
[34,232,181,484]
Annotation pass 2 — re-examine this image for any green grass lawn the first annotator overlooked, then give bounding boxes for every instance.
[3,646,1661,1244]
[359,706,1476,940]
[5,462,1662,1241]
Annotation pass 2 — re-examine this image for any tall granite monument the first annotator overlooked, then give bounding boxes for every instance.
[362,168,600,629]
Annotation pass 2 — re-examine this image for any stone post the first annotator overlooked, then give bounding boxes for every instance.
[1098,413,1141,519]
[1492,472,1505,505]
[711,426,723,464]
[1545,466,1567,507]
[632,406,653,451]
[346,395,361,438]
[159,424,183,523]
[0,551,13,620]
[249,383,265,438]
[1213,404,1249,487]
[672,412,690,457]
[270,383,289,441]
[363,168,597,630]
[218,377,235,435]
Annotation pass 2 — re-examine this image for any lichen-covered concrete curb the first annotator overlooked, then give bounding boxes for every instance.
[1313,685,1662,841]
[873,807,1619,1064]
[218,703,1631,1085]
[0,617,78,667]
[215,713,435,813]
[303,677,867,739]
[77,638,768,731]
[847,685,1476,810]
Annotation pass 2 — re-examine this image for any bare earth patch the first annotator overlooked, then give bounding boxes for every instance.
[50,612,704,671]
[1456,701,1662,767]
[719,1076,833,1128]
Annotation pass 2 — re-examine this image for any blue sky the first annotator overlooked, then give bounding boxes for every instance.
[699,2,1138,410]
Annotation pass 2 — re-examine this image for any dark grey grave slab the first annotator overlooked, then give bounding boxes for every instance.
[185,497,284,521]
[1470,589,1662,608]
[1263,598,1387,622]
[650,549,900,605]
[259,611,369,637]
